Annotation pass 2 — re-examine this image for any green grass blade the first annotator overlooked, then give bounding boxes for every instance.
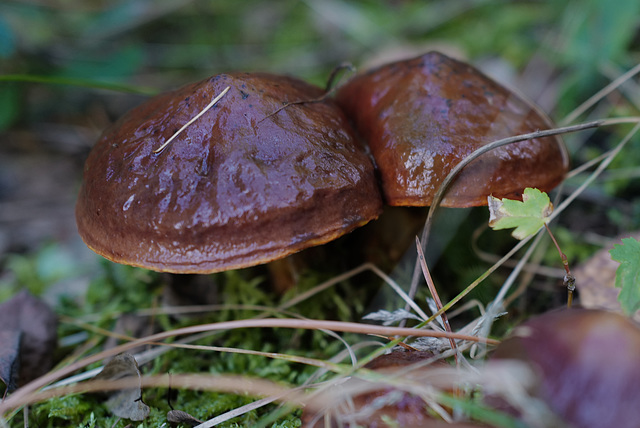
[0,74,157,95]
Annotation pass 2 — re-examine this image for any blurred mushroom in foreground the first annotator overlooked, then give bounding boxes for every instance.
[76,72,382,274]
[491,308,640,428]
[336,51,569,208]
[302,350,490,427]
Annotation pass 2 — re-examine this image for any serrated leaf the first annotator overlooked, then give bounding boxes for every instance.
[609,237,640,316]
[488,188,553,240]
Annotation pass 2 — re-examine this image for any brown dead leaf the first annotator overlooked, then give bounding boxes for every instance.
[574,232,640,323]
[94,353,150,421]
[167,409,203,426]
[0,290,57,390]
[0,330,21,391]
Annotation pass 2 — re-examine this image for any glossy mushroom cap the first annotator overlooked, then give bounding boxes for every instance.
[76,72,382,273]
[336,51,569,207]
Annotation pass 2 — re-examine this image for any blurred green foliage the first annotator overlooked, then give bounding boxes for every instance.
[2,0,638,129]
[554,5,640,121]
[0,242,82,299]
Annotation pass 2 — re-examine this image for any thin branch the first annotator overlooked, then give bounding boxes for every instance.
[324,62,355,92]
[478,121,640,338]
[257,92,332,124]
[543,223,575,307]
[257,63,355,124]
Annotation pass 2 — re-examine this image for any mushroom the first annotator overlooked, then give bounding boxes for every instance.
[301,350,490,427]
[336,51,569,208]
[490,308,640,428]
[76,72,382,274]
[76,53,569,275]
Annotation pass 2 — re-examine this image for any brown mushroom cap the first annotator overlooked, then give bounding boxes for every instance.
[76,72,382,273]
[336,51,569,207]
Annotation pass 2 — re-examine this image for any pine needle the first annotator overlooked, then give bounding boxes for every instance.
[154,86,230,154]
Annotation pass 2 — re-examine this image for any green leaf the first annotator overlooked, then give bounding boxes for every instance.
[609,237,640,316]
[488,188,553,240]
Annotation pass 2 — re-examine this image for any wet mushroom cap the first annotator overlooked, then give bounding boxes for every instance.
[76,72,382,273]
[336,51,569,207]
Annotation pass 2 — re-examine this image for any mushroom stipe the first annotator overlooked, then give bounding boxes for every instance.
[76,51,569,274]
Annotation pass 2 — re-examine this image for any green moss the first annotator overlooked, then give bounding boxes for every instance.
[8,262,358,427]
[33,395,93,423]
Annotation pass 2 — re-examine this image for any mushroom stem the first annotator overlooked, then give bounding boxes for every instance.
[543,222,575,308]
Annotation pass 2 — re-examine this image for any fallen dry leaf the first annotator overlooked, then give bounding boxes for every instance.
[167,409,203,426]
[574,232,640,322]
[0,330,21,391]
[94,353,150,421]
[0,290,57,390]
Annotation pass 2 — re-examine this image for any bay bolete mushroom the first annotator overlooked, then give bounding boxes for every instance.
[336,51,569,208]
[76,72,382,273]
